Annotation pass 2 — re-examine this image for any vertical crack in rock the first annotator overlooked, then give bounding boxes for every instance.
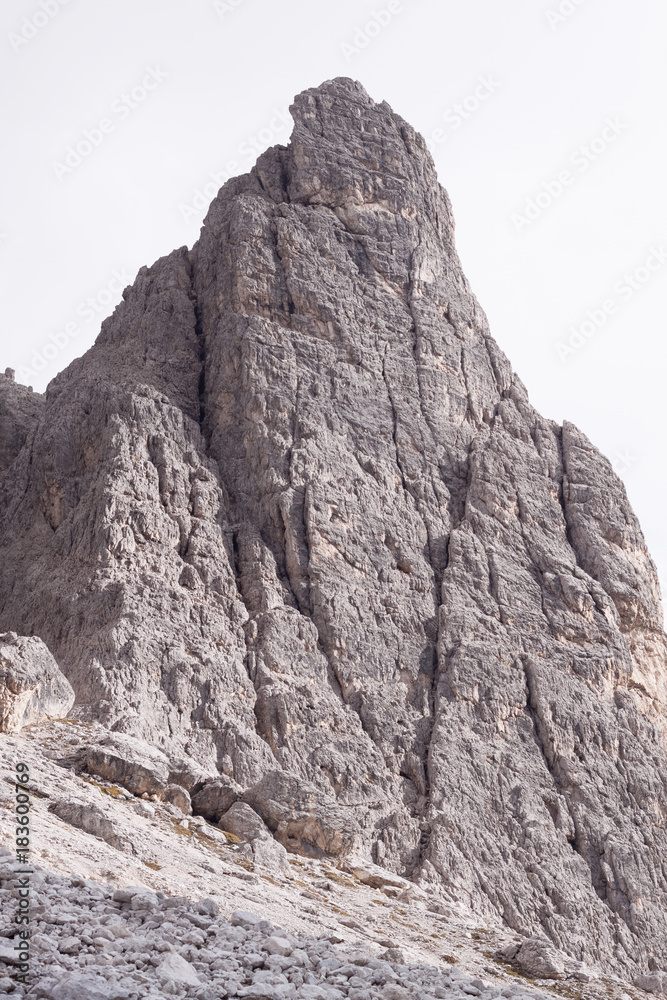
[381,344,409,497]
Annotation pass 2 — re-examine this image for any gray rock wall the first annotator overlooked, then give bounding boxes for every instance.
[0,78,666,978]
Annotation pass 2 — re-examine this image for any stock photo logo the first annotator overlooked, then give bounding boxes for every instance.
[179,109,292,223]
[425,75,501,150]
[340,2,404,62]
[555,247,667,361]
[8,0,74,52]
[51,67,168,180]
[16,269,132,383]
[213,0,247,16]
[545,0,588,29]
[512,118,627,233]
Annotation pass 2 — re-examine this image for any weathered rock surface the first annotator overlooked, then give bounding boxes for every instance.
[514,938,565,979]
[243,770,359,857]
[0,632,74,733]
[161,782,192,814]
[0,368,42,481]
[191,774,242,821]
[85,734,170,796]
[218,800,271,842]
[49,798,135,853]
[0,77,666,982]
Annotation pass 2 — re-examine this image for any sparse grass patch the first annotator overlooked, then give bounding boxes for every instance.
[323,868,356,887]
[172,822,193,838]
[82,775,125,798]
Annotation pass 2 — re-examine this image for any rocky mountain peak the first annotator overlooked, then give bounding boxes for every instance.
[1,78,666,984]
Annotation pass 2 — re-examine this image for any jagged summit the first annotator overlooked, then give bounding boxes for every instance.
[1,79,667,980]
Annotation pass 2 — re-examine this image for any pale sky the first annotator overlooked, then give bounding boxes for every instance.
[1,0,666,596]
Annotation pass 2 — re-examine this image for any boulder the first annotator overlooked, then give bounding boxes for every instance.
[50,973,130,999]
[86,733,170,796]
[50,799,135,853]
[515,937,566,978]
[216,800,290,871]
[161,783,192,814]
[0,632,74,733]
[167,754,215,793]
[243,770,358,857]
[251,835,290,873]
[218,801,271,841]
[634,972,667,996]
[191,774,241,821]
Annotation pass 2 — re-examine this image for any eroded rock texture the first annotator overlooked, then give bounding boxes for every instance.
[0,78,666,978]
[0,632,74,733]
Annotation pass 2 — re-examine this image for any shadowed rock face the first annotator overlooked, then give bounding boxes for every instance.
[0,78,666,977]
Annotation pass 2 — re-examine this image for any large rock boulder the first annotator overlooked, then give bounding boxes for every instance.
[218,800,290,872]
[515,938,566,979]
[218,801,270,841]
[243,770,358,857]
[0,632,74,733]
[167,754,215,794]
[191,775,241,821]
[86,733,170,797]
[49,798,135,853]
[634,972,667,996]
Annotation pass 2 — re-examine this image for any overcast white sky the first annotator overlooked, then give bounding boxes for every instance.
[1,0,666,595]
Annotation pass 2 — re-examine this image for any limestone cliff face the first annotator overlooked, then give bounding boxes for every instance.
[1,79,666,977]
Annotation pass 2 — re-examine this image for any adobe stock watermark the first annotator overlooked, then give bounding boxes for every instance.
[13,761,31,988]
[8,0,74,53]
[545,0,587,30]
[16,268,132,384]
[512,117,627,233]
[52,66,168,180]
[179,108,292,224]
[610,448,638,476]
[425,75,501,150]
[340,2,404,62]
[213,0,247,16]
[555,246,667,361]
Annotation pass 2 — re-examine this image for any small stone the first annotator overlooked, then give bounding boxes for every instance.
[232,910,262,928]
[130,890,159,911]
[197,897,220,917]
[155,951,201,986]
[263,936,293,957]
[59,935,82,954]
